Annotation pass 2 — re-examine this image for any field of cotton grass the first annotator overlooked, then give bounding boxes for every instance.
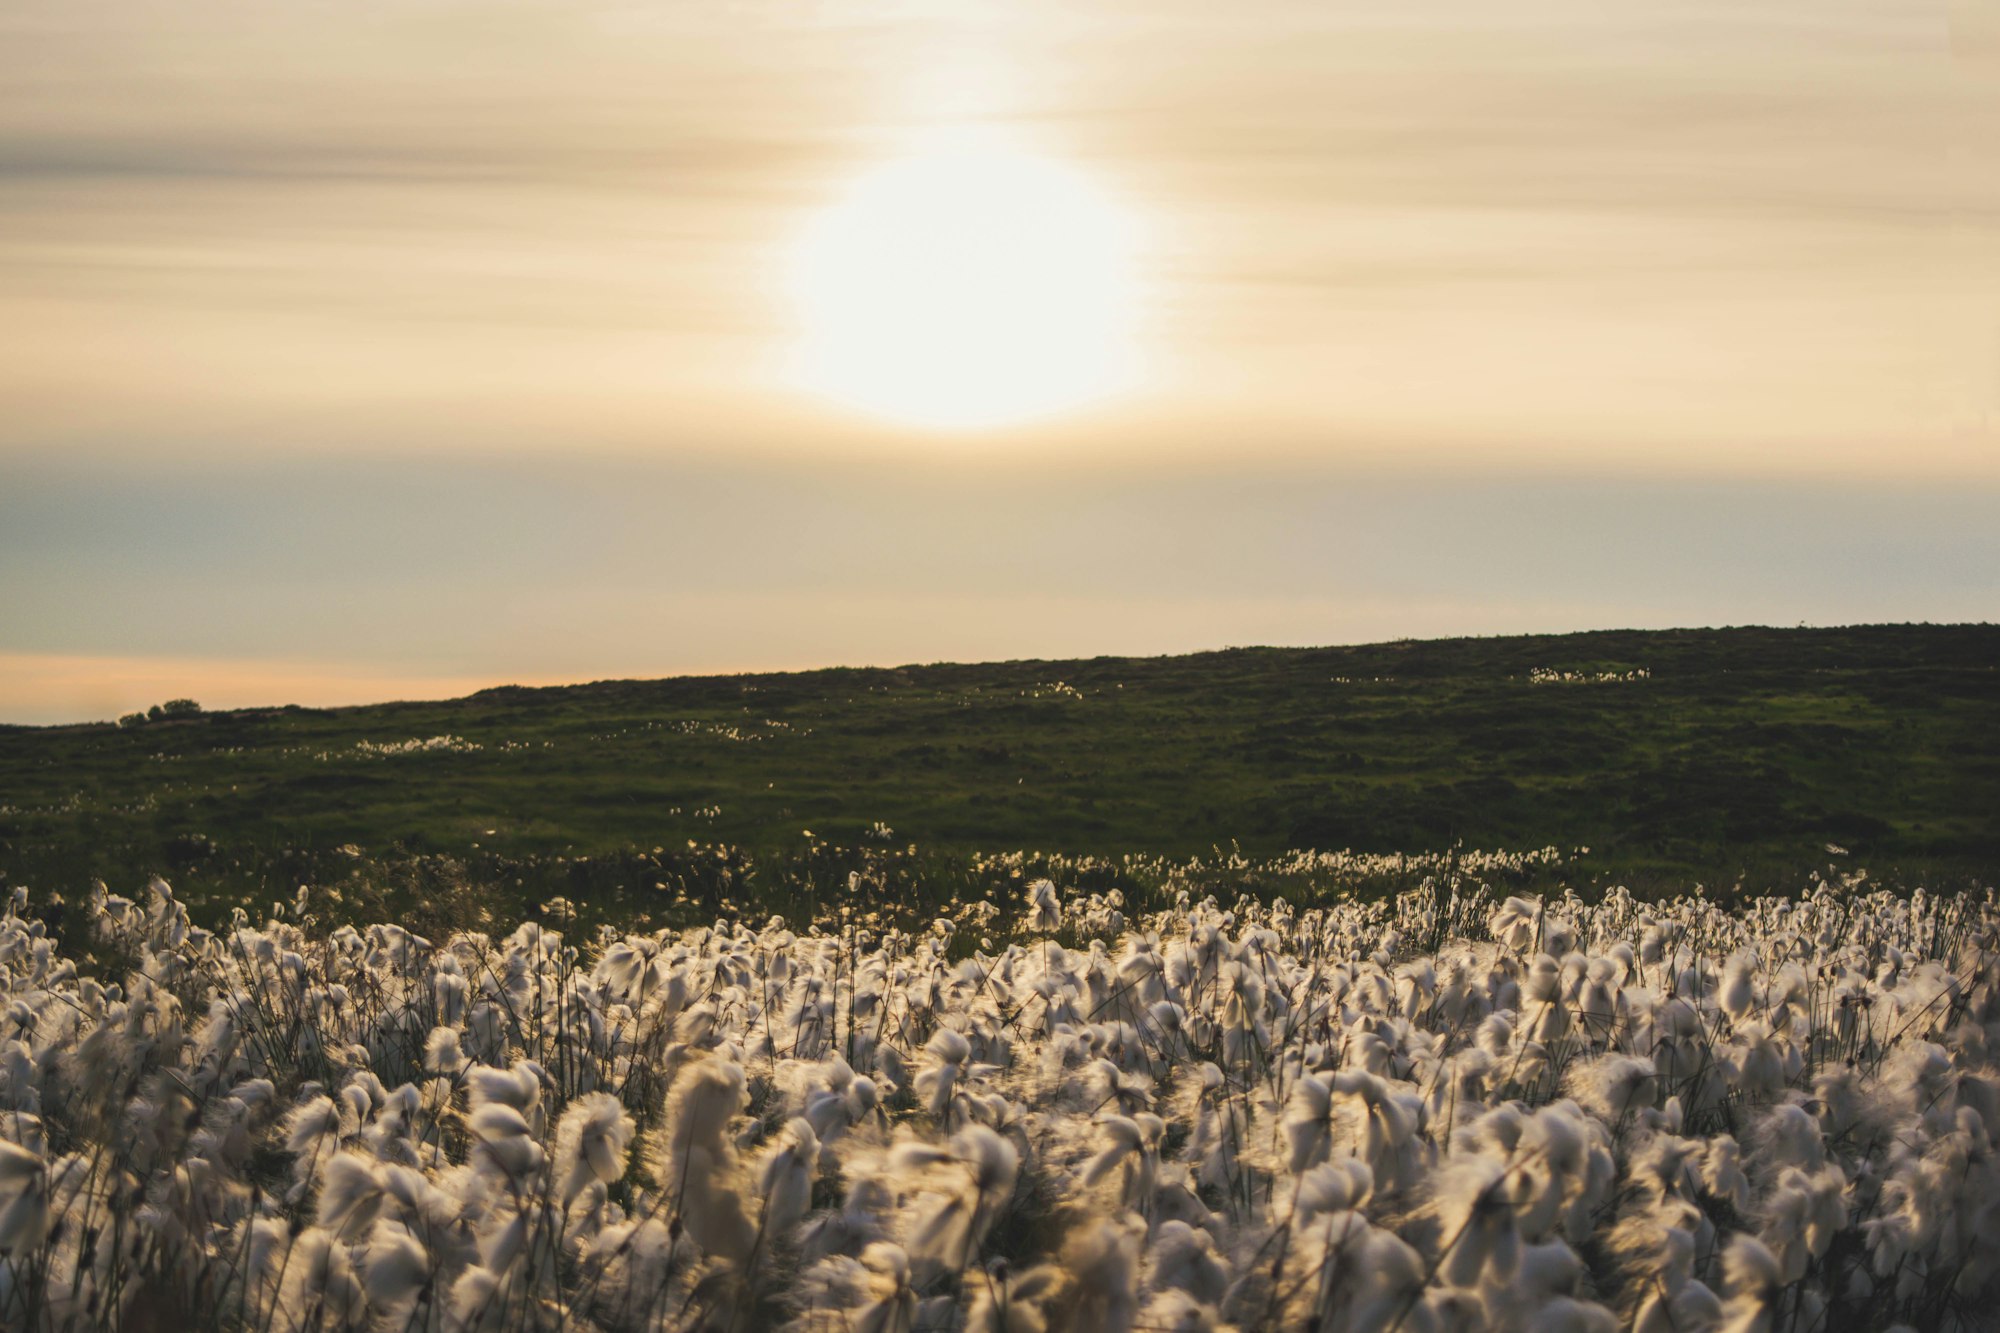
[0,870,1995,1332]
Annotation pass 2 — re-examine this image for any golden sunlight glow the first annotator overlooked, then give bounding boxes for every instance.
[787,131,1142,431]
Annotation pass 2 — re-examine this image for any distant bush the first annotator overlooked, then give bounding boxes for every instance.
[147,698,202,720]
[115,712,147,728]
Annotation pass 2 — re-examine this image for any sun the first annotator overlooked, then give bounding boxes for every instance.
[787,131,1142,431]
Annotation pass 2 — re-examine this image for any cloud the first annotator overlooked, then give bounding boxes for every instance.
[0,0,1987,468]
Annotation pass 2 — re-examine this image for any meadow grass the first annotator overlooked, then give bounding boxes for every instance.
[1,625,1994,932]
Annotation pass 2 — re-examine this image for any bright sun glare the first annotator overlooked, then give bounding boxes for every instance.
[788,132,1142,431]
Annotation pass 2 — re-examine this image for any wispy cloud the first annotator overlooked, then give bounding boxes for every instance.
[0,0,1988,465]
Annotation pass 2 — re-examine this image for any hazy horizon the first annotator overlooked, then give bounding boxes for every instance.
[9,618,1999,730]
[6,446,1994,724]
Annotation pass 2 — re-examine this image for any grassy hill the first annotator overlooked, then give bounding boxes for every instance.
[2,625,1995,929]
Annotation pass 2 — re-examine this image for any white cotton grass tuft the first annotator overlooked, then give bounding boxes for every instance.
[660,1055,757,1262]
[1136,1288,1238,1333]
[469,1103,544,1181]
[466,1061,545,1132]
[1057,1215,1143,1333]
[894,1123,1019,1276]
[425,1025,467,1074]
[1145,1219,1230,1306]
[284,1093,344,1158]
[1489,897,1542,953]
[553,1090,634,1204]
[446,1265,504,1333]
[280,1228,370,1329]
[792,1241,920,1333]
[1078,1113,1163,1212]
[1282,1074,1335,1174]
[1720,954,1758,1025]
[316,1151,388,1240]
[964,1258,1064,1333]
[360,1220,432,1310]
[1570,1054,1658,1121]
[1530,1296,1619,1333]
[916,1027,973,1122]
[1433,1157,1522,1289]
[0,870,1989,1330]
[0,1138,47,1252]
[757,1116,822,1238]
[1294,1157,1374,1219]
[1720,1233,1784,1333]
[1025,880,1063,934]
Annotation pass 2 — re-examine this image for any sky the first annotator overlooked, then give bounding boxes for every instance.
[1,0,1994,724]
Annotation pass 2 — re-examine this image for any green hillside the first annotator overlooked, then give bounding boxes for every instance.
[2,625,1994,930]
